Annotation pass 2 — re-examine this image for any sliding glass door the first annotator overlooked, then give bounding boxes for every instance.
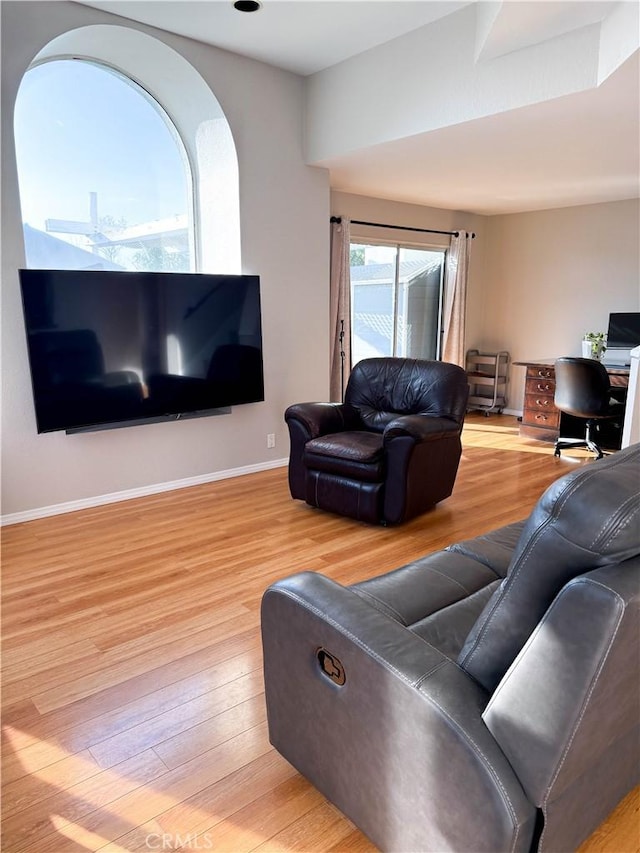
[350,242,445,366]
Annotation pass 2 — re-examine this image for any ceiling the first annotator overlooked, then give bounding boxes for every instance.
[77,1,472,76]
[77,1,640,215]
[321,48,640,215]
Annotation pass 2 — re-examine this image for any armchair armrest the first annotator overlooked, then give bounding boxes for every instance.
[262,572,536,853]
[284,402,360,440]
[384,413,462,442]
[285,403,360,500]
[382,415,465,523]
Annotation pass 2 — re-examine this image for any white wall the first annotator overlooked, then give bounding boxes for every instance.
[308,4,602,165]
[1,1,329,520]
[480,198,640,411]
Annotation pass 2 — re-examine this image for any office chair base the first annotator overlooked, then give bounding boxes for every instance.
[554,437,604,460]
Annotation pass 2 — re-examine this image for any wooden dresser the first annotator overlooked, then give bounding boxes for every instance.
[514,360,630,444]
[520,362,559,442]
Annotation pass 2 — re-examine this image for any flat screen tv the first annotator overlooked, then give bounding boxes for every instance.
[19,269,265,434]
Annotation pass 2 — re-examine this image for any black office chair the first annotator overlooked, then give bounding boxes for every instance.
[554,357,625,459]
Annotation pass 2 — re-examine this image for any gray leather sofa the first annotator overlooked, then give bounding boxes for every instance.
[261,443,640,852]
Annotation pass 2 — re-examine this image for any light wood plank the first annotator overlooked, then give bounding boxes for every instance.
[0,749,167,853]
[577,787,640,853]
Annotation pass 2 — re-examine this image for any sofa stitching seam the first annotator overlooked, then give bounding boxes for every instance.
[418,565,473,595]
[413,660,448,689]
[351,588,408,626]
[590,498,640,550]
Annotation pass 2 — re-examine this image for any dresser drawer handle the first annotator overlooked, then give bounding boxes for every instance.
[535,398,550,406]
[535,413,548,421]
[537,370,553,378]
[537,383,552,392]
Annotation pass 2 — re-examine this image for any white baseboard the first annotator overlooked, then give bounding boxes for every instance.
[1,458,289,526]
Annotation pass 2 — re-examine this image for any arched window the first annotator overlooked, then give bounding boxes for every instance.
[14,58,194,272]
[15,25,241,273]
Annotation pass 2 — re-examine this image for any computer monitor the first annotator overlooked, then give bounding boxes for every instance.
[607,312,640,349]
[603,312,640,367]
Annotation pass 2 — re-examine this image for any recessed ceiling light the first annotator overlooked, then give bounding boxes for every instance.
[234,0,262,11]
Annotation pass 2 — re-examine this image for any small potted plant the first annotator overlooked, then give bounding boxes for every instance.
[582,331,607,360]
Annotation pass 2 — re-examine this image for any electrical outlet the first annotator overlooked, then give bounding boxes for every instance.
[267,433,276,448]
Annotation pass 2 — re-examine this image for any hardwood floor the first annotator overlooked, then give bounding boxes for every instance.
[2,414,638,852]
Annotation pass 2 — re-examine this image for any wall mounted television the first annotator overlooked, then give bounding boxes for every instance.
[19,269,265,434]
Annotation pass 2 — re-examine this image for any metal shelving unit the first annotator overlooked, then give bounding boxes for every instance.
[465,349,509,415]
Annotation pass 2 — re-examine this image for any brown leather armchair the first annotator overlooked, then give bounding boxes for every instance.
[284,357,469,525]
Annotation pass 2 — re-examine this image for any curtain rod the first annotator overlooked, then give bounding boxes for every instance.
[330,216,475,239]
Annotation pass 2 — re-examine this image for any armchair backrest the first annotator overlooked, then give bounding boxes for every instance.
[458,442,640,693]
[344,358,469,432]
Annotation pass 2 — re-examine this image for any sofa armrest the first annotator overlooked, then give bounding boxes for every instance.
[262,572,536,853]
[384,414,461,442]
[483,558,640,852]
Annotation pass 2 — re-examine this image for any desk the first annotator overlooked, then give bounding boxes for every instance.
[513,360,630,444]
